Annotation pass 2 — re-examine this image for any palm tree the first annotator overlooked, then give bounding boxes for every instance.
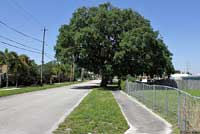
[9,51,20,87]
[0,49,39,87]
[3,49,10,87]
[0,51,5,87]
[18,54,37,86]
[0,51,6,64]
[3,49,20,87]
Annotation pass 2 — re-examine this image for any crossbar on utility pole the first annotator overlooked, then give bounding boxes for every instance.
[41,27,47,86]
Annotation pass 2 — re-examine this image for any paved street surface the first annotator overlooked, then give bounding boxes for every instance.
[112,91,172,134]
[0,80,100,134]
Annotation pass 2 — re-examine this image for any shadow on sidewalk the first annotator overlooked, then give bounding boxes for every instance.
[99,84,120,91]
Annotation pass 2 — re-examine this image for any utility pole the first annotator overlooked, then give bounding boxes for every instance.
[186,61,190,74]
[41,27,47,86]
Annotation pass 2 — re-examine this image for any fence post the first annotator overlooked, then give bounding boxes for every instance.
[183,94,187,132]
[128,82,133,95]
[165,87,169,116]
[177,91,181,129]
[142,83,144,103]
[153,85,156,111]
[130,83,132,96]
[126,80,128,94]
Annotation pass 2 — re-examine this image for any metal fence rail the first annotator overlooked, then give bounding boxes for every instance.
[125,81,200,134]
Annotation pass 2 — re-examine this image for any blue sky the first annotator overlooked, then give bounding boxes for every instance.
[0,0,200,74]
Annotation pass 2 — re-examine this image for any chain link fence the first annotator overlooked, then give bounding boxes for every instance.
[176,80,200,90]
[125,81,200,134]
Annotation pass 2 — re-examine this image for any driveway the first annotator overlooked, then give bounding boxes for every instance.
[0,80,100,134]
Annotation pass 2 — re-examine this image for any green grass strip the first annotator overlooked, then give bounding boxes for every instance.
[185,89,200,97]
[0,81,81,97]
[54,89,129,134]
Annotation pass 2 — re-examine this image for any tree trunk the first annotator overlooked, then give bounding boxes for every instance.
[100,74,109,87]
[70,65,72,82]
[0,74,2,88]
[15,74,18,88]
[81,68,84,81]
[59,73,61,83]
[70,63,74,82]
[16,79,18,88]
[118,78,121,89]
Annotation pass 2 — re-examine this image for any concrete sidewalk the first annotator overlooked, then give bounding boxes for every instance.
[112,91,172,134]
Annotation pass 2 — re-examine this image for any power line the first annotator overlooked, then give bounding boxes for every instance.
[44,51,55,58]
[0,40,56,61]
[9,0,43,27]
[0,20,43,43]
[0,35,41,52]
[0,35,55,59]
[45,54,55,60]
[0,41,41,54]
[46,51,55,58]
[0,20,54,61]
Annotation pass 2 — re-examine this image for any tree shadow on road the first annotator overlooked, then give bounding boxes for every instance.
[71,83,120,91]
[71,85,99,90]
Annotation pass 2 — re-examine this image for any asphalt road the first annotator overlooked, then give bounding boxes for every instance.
[0,80,100,134]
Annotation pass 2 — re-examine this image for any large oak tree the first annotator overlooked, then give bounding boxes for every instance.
[55,3,174,87]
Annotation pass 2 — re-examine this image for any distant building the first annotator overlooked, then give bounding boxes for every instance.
[170,73,190,80]
[0,64,8,74]
[182,75,200,80]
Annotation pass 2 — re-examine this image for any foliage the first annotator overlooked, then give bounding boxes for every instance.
[0,49,76,87]
[120,80,126,91]
[42,61,69,83]
[55,3,174,87]
[53,89,129,134]
[115,27,174,77]
[0,49,38,87]
[127,75,136,82]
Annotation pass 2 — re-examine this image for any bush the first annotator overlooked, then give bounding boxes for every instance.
[120,80,126,90]
[127,75,136,82]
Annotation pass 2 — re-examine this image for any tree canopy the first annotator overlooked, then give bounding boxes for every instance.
[55,3,174,87]
[0,49,74,87]
[0,49,38,87]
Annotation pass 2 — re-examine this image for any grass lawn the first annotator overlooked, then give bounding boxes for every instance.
[185,89,200,97]
[0,81,82,97]
[53,89,129,134]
